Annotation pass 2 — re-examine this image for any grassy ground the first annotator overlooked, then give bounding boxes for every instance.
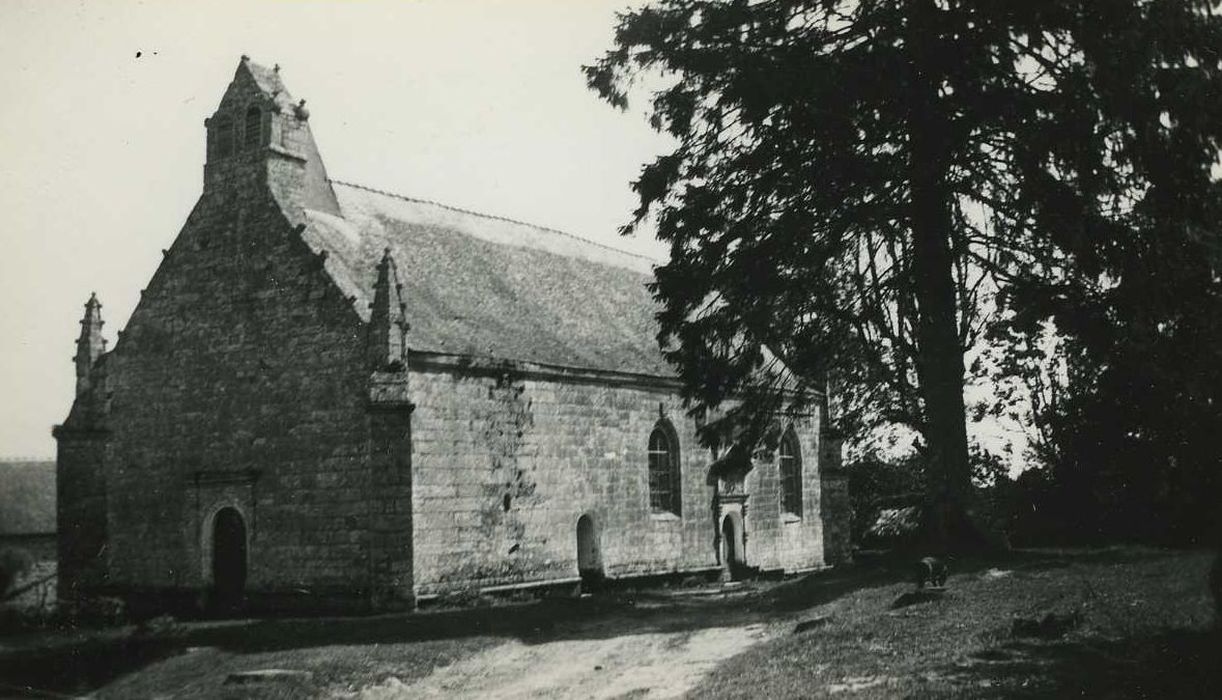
[695,547,1219,698]
[1,548,1216,698]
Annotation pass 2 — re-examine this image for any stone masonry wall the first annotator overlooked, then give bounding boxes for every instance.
[99,178,380,600]
[409,357,833,597]
[738,413,829,574]
[53,62,416,607]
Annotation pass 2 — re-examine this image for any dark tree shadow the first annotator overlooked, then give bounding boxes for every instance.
[0,559,900,697]
[0,547,1202,697]
[935,629,1222,698]
[0,582,829,697]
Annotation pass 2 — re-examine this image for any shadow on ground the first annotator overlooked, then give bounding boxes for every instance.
[0,578,830,697]
[939,629,1222,698]
[0,546,1204,697]
[766,545,1172,614]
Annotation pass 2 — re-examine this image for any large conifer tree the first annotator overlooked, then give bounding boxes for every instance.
[587,0,1222,549]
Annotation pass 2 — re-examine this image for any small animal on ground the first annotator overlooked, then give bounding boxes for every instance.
[914,556,948,589]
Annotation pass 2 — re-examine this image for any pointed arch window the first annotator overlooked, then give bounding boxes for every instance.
[243,105,263,151]
[214,115,234,158]
[779,427,802,516]
[648,422,681,515]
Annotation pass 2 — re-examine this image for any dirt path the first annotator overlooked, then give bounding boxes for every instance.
[353,615,776,699]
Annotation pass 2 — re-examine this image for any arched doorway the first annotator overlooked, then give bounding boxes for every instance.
[576,514,603,591]
[721,512,746,580]
[211,507,247,610]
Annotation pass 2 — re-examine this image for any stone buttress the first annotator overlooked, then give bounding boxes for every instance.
[53,293,111,603]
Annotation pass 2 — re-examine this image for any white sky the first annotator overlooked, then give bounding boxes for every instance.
[0,0,671,458]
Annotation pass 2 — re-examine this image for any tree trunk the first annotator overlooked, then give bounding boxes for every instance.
[906,0,993,553]
[909,172,981,552]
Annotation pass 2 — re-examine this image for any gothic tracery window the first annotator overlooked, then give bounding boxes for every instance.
[779,427,802,516]
[648,422,681,515]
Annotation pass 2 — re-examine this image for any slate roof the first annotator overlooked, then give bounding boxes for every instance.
[0,461,55,535]
[240,58,297,113]
[301,182,672,376]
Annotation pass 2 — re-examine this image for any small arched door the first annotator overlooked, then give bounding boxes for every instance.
[576,514,603,589]
[721,513,746,580]
[211,507,247,608]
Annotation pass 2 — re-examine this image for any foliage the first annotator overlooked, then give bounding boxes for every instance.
[847,452,927,542]
[587,0,1222,548]
[848,443,1009,545]
[0,547,33,599]
[981,218,1222,545]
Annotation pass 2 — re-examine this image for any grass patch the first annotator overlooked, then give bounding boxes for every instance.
[695,547,1219,698]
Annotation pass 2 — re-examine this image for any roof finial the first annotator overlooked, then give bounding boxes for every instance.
[241,54,250,62]
[75,292,107,397]
[367,248,407,371]
[273,63,280,73]
[294,99,310,121]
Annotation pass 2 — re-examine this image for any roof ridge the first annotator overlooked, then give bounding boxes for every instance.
[329,179,661,265]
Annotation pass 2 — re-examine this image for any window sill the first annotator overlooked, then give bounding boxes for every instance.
[781,513,803,524]
[650,511,681,522]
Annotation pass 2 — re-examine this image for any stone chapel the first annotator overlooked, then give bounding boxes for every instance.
[54,57,850,612]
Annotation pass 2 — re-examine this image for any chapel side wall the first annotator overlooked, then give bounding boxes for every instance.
[742,415,828,573]
[409,366,721,597]
[99,183,379,601]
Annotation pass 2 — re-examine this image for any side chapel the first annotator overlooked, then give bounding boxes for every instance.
[55,57,850,610]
